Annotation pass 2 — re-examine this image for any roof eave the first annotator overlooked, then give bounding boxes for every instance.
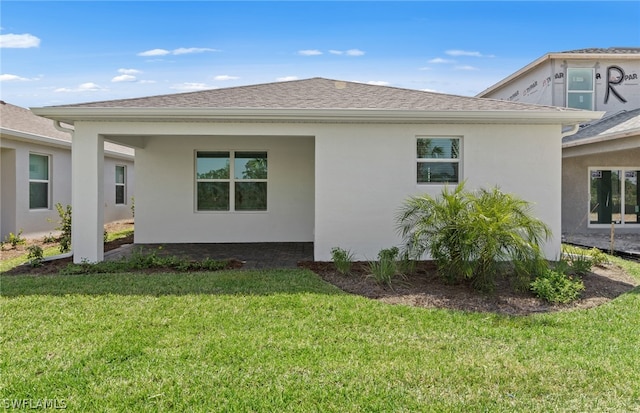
[563,127,640,148]
[31,107,604,126]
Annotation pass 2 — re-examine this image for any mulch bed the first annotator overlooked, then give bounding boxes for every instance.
[299,261,639,316]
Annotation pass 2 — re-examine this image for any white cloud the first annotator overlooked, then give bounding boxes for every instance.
[118,68,142,75]
[139,80,156,84]
[214,75,239,81]
[112,74,137,83]
[446,50,495,58]
[454,65,479,71]
[367,80,389,86]
[428,57,455,64]
[345,49,365,56]
[298,49,323,56]
[138,47,218,57]
[170,82,211,91]
[54,82,106,93]
[173,47,218,55]
[138,48,171,57]
[0,74,30,82]
[276,76,299,82]
[0,33,40,48]
[329,49,365,56]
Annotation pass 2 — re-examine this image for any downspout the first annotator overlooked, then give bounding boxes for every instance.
[47,121,75,262]
[561,123,581,138]
[54,120,74,134]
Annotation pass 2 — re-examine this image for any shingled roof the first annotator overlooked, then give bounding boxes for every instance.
[48,77,576,113]
[1,101,73,141]
[1,101,134,156]
[564,108,640,143]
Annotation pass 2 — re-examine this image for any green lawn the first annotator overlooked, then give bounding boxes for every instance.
[2,262,639,412]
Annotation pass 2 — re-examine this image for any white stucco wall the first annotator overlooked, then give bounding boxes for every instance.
[134,134,315,243]
[0,135,134,239]
[69,120,562,262]
[313,123,561,261]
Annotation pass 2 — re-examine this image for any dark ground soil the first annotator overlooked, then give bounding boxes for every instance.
[299,261,638,315]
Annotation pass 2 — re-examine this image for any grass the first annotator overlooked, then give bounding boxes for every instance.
[0,245,61,273]
[2,263,640,412]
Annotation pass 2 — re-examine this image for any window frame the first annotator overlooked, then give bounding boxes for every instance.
[566,68,595,110]
[28,152,51,210]
[587,167,640,228]
[415,136,462,185]
[115,165,127,205]
[195,150,268,213]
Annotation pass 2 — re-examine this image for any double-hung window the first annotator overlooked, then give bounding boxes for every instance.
[416,137,461,184]
[589,168,639,226]
[196,151,267,211]
[115,165,126,205]
[29,153,50,209]
[567,68,594,110]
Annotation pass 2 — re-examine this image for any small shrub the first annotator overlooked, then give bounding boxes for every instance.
[42,233,57,244]
[3,230,26,249]
[569,253,593,276]
[531,269,585,304]
[589,248,609,267]
[330,247,355,275]
[26,245,44,267]
[367,247,400,287]
[54,203,72,253]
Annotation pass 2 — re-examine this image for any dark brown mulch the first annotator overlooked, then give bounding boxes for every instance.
[299,261,639,316]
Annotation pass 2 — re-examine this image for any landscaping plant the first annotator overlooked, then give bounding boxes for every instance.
[367,247,400,286]
[530,269,585,304]
[397,183,551,291]
[54,203,72,253]
[330,247,355,275]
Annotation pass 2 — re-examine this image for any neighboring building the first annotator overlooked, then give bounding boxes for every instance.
[476,47,640,114]
[32,78,600,263]
[0,101,135,239]
[477,48,640,238]
[562,109,640,237]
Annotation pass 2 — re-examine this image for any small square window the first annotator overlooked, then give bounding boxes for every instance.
[416,137,461,184]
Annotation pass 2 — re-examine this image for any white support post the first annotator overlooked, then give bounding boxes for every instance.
[71,125,104,263]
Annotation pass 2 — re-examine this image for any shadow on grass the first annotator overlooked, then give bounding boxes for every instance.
[0,269,346,298]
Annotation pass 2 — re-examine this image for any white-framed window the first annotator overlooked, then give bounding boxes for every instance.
[416,137,461,184]
[589,168,639,227]
[567,68,594,110]
[115,165,126,205]
[196,151,268,211]
[29,153,50,209]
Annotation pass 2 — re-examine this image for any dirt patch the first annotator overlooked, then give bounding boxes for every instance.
[299,261,638,316]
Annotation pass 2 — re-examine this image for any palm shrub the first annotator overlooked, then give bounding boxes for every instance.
[397,183,551,291]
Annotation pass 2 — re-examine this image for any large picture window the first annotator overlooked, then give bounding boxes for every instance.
[416,137,461,184]
[115,165,126,205]
[567,68,594,110]
[196,151,267,211]
[589,168,639,226]
[29,153,50,209]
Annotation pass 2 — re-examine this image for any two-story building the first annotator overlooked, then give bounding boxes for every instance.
[477,48,639,240]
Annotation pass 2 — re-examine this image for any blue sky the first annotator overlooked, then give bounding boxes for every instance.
[1,1,639,108]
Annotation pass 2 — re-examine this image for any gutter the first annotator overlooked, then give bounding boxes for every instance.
[54,120,74,134]
[31,107,604,125]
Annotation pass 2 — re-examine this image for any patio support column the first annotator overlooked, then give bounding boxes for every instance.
[72,124,104,263]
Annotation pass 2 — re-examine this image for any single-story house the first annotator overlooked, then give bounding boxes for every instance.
[0,101,135,240]
[31,78,602,263]
[562,108,640,238]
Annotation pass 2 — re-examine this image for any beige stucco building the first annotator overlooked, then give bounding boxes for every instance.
[32,78,601,263]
